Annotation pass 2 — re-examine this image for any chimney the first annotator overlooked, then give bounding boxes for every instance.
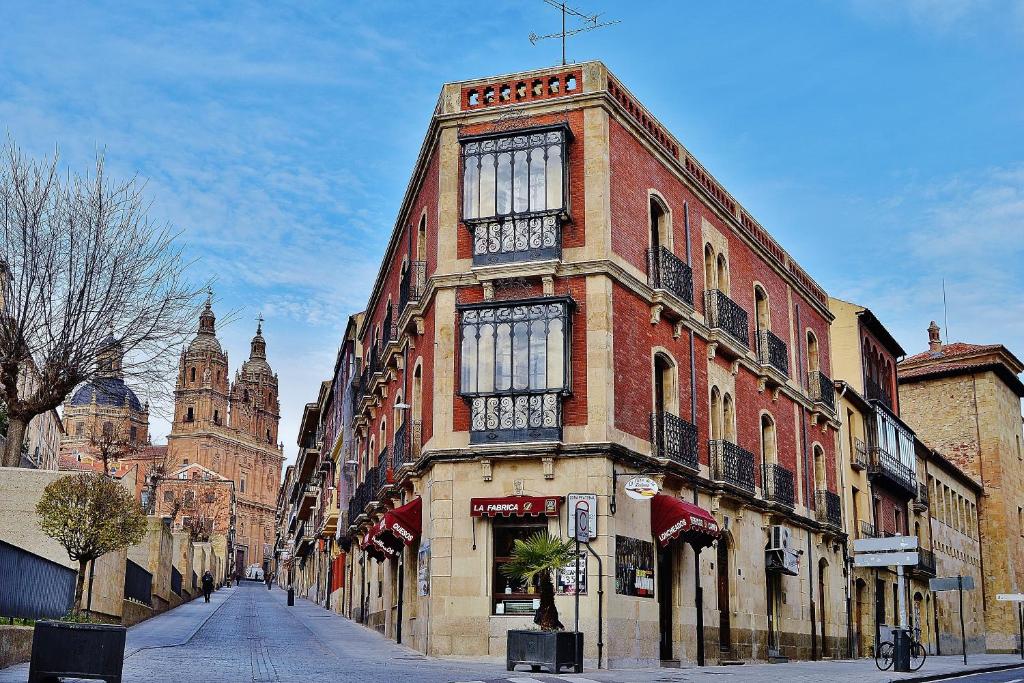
[928,321,942,352]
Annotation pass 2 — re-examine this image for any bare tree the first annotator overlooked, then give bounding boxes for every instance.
[159,476,234,542]
[0,140,202,467]
[89,421,144,476]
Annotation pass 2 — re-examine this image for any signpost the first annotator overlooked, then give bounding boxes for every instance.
[930,575,976,665]
[573,503,589,635]
[853,536,919,672]
[996,594,1024,660]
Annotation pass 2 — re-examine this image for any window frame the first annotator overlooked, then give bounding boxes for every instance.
[491,516,549,615]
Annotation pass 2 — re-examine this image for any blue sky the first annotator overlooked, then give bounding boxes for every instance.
[2,1,1022,461]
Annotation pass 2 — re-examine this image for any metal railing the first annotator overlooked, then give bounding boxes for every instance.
[382,303,397,345]
[647,246,694,306]
[0,540,76,620]
[393,420,422,469]
[650,411,699,470]
[915,549,936,576]
[859,521,876,539]
[864,376,893,410]
[171,566,182,596]
[709,440,756,493]
[808,370,835,411]
[124,559,153,606]
[914,482,930,511]
[815,489,842,528]
[851,438,869,470]
[763,463,795,508]
[400,260,426,314]
[868,447,917,495]
[704,289,749,348]
[757,329,789,377]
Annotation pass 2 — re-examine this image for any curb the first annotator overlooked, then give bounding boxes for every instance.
[891,662,1024,682]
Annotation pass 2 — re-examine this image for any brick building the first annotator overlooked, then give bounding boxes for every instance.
[166,298,284,575]
[898,323,1024,653]
[300,61,852,668]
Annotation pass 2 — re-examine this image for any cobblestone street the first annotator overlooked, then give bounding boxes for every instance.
[3,582,1023,682]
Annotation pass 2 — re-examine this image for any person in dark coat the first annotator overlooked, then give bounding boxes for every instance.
[201,570,215,603]
[265,571,273,590]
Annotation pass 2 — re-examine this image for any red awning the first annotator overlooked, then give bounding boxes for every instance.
[651,494,720,550]
[361,523,400,561]
[470,496,562,518]
[381,497,422,545]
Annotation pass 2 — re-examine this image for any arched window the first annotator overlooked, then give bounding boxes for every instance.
[379,419,387,458]
[417,214,427,262]
[723,393,736,442]
[649,194,670,253]
[186,407,194,422]
[213,409,220,425]
[710,386,722,441]
[807,330,820,375]
[412,363,423,425]
[190,367,196,382]
[653,352,677,416]
[813,443,826,491]
[716,254,730,295]
[704,244,716,292]
[760,413,777,466]
[393,393,404,430]
[754,285,770,332]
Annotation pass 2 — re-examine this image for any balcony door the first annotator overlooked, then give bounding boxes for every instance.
[658,545,674,661]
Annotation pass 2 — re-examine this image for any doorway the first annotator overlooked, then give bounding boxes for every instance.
[818,560,828,658]
[717,539,731,653]
[658,547,674,661]
[766,570,781,655]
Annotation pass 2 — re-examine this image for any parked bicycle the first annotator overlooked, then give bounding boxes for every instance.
[875,628,927,672]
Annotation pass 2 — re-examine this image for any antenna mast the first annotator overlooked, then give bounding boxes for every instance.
[529,0,620,66]
[942,278,949,343]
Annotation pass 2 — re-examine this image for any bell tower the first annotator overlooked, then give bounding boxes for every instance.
[173,296,230,432]
[229,316,280,445]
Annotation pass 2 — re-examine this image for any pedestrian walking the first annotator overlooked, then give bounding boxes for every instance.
[265,571,273,590]
[201,570,215,603]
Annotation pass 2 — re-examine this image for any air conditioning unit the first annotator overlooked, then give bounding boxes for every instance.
[767,525,791,552]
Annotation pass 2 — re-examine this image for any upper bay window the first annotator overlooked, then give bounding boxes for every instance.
[461,125,570,266]
[459,297,573,444]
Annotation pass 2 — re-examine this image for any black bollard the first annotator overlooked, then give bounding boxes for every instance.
[287,587,295,606]
[893,628,911,672]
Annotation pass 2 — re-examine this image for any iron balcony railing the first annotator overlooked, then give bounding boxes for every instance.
[851,438,869,470]
[382,304,397,345]
[859,520,876,538]
[763,463,795,508]
[815,489,843,528]
[914,482,930,512]
[808,370,836,412]
[756,329,789,377]
[393,421,422,469]
[704,289,749,348]
[864,375,893,410]
[400,260,426,314]
[709,440,756,493]
[914,548,937,577]
[868,447,917,495]
[650,411,699,471]
[647,246,694,306]
[0,540,76,620]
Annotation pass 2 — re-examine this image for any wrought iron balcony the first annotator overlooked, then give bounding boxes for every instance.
[851,438,869,470]
[392,421,422,470]
[650,411,699,471]
[867,447,917,496]
[864,375,893,410]
[912,548,936,577]
[399,260,426,314]
[369,448,390,496]
[859,520,876,539]
[756,329,789,378]
[382,304,397,346]
[913,482,930,513]
[815,489,842,529]
[704,289,749,349]
[468,390,562,444]
[647,246,694,306]
[468,210,562,266]
[808,370,835,412]
[709,440,756,494]
[763,463,795,508]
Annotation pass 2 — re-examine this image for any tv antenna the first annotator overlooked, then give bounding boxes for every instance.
[529,0,620,66]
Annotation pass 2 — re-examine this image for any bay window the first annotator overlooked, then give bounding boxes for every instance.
[461,125,570,265]
[459,297,572,443]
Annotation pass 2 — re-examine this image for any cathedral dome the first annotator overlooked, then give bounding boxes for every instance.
[241,319,273,377]
[187,298,223,355]
[69,377,144,412]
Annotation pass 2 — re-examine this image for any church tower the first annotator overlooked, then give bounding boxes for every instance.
[173,297,230,433]
[229,318,280,445]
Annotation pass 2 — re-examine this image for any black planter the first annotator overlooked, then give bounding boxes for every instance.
[28,620,127,683]
[506,629,582,674]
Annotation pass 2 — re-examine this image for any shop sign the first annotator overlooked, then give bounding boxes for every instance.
[615,535,655,598]
[469,496,561,517]
[417,539,431,596]
[624,476,659,500]
[567,493,597,539]
[556,550,587,595]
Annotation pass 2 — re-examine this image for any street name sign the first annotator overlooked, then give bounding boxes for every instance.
[997,594,1024,602]
[852,536,918,554]
[854,551,918,568]
[930,576,975,592]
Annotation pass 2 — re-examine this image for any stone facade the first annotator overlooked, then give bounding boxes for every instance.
[898,329,1024,653]
[284,61,852,668]
[166,300,284,574]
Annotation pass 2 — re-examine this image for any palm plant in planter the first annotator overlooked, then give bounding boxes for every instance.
[501,532,582,674]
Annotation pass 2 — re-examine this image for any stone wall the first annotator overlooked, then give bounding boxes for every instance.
[127,517,174,612]
[81,548,127,620]
[0,625,33,669]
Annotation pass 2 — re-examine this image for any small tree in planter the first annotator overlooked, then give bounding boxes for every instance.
[501,532,583,674]
[36,472,147,614]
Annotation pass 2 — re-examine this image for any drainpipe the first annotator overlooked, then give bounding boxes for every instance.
[796,303,817,660]
[835,382,854,658]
